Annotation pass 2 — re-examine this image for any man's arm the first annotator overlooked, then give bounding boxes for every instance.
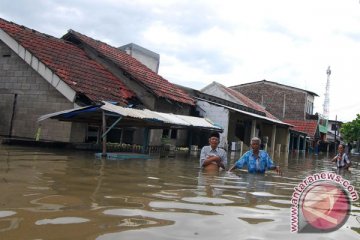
[202,155,221,167]
[265,152,282,175]
[228,153,247,171]
[344,154,351,169]
[218,149,227,169]
[199,147,207,167]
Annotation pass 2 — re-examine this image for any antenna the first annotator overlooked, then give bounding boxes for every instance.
[322,66,331,119]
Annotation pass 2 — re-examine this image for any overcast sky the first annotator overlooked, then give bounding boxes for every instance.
[1,0,359,122]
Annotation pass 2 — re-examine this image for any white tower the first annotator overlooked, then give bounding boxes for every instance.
[323,66,331,119]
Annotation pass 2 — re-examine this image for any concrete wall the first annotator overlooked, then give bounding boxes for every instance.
[196,100,229,149]
[231,82,308,120]
[0,41,86,142]
[119,43,160,73]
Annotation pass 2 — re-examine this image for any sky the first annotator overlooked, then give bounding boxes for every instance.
[0,0,359,122]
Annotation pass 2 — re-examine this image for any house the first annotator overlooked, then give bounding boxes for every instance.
[0,18,138,142]
[0,18,195,147]
[230,80,327,151]
[62,30,195,147]
[180,81,292,152]
[282,119,318,151]
[327,119,343,150]
[230,80,318,120]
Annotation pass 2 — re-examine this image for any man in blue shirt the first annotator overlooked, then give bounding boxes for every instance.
[200,131,227,171]
[228,137,281,174]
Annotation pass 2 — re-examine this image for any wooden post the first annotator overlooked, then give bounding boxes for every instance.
[297,135,301,151]
[187,129,193,152]
[142,127,149,154]
[102,110,107,157]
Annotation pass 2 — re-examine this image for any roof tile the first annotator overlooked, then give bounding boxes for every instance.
[284,119,318,138]
[0,18,136,105]
[67,30,195,106]
[220,84,279,120]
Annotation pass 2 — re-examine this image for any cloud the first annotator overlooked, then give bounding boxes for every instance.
[1,0,359,121]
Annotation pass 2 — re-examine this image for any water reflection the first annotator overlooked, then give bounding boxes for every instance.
[0,145,359,239]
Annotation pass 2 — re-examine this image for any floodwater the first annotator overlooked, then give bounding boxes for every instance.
[0,145,359,240]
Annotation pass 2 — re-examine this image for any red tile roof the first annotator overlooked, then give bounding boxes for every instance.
[284,119,318,138]
[65,30,195,106]
[219,84,279,120]
[0,18,136,105]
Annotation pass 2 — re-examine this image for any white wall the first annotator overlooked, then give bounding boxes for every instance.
[196,100,230,149]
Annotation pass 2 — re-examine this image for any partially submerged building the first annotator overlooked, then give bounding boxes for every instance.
[0,18,199,147]
[180,82,292,152]
[0,18,137,142]
[230,80,326,151]
[62,30,195,147]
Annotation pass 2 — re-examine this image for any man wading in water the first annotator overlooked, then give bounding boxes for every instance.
[228,137,281,174]
[199,132,227,172]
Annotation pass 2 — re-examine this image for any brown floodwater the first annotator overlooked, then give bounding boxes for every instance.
[0,145,359,239]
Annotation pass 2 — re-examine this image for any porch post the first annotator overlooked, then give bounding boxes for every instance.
[271,125,276,153]
[250,120,256,139]
[297,135,301,151]
[142,127,149,154]
[302,135,306,151]
[102,110,107,157]
[187,129,193,152]
[285,129,290,152]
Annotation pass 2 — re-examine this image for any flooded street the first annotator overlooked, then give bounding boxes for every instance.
[0,145,359,239]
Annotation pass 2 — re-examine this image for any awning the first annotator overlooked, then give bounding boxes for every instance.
[38,101,223,131]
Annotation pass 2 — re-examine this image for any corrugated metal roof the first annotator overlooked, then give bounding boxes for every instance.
[39,101,222,131]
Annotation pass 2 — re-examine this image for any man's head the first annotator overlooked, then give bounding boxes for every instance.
[250,137,261,152]
[338,144,345,153]
[209,131,220,149]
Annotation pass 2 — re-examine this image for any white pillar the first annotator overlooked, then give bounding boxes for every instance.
[271,125,276,153]
[285,130,290,152]
[250,120,257,139]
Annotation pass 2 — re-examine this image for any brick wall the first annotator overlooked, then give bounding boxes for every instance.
[231,83,307,120]
[0,41,85,142]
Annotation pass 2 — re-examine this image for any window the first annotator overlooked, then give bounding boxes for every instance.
[306,100,314,115]
[170,129,177,139]
[162,129,170,138]
[162,129,177,139]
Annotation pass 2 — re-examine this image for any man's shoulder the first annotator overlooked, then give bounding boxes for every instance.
[242,150,252,156]
[259,150,269,155]
[201,145,211,151]
[217,147,227,153]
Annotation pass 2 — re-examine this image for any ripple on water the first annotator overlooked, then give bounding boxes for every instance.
[269,199,291,205]
[181,197,233,204]
[0,211,16,218]
[250,192,278,197]
[35,217,90,225]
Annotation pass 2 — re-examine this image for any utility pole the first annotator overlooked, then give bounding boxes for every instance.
[323,66,331,119]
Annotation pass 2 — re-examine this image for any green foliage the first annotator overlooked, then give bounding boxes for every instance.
[340,114,360,142]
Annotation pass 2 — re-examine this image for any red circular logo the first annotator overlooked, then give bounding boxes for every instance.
[301,182,350,231]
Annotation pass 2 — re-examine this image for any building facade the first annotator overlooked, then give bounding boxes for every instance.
[230,80,318,121]
[0,18,196,148]
[189,82,292,152]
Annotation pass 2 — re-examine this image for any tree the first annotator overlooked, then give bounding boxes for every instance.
[340,114,360,143]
